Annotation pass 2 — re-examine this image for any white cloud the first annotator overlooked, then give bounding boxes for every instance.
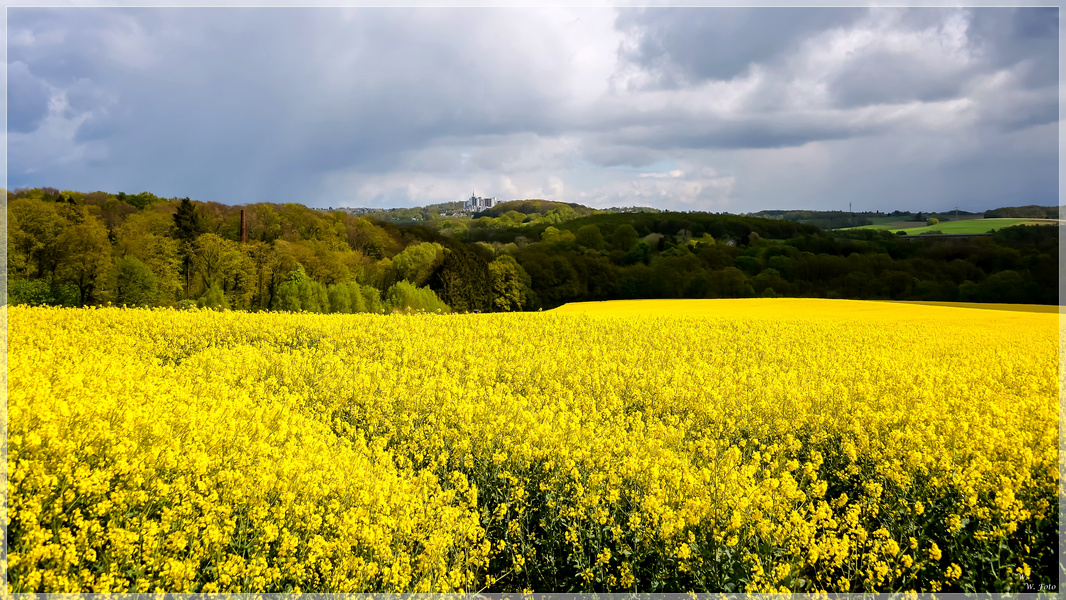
[9,89,108,174]
[638,169,683,178]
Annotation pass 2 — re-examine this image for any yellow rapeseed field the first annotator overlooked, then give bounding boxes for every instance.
[8,299,1059,593]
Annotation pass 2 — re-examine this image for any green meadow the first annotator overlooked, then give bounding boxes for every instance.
[843,217,1058,235]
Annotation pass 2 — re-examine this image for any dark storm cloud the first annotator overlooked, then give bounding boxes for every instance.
[8,7,569,203]
[615,7,866,87]
[970,7,1058,88]
[829,51,966,108]
[7,61,51,133]
[596,117,862,153]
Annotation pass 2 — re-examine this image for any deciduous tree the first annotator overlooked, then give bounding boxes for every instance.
[115,255,159,307]
[55,217,112,305]
[392,242,444,287]
[488,254,532,312]
[576,224,605,251]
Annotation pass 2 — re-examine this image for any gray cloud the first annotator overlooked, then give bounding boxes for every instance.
[578,143,665,169]
[596,116,862,152]
[829,51,967,108]
[970,7,1058,88]
[6,7,1058,214]
[7,61,52,133]
[826,8,1058,111]
[615,8,866,88]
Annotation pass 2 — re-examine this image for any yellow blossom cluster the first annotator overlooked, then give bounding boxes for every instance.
[8,298,1058,592]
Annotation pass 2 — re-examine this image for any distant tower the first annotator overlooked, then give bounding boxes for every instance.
[465,189,498,211]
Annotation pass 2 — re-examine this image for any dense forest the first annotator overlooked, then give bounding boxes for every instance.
[5,187,1059,313]
[983,205,1059,219]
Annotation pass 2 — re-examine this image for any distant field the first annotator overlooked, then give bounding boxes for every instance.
[862,215,984,228]
[553,297,1058,318]
[885,300,1060,313]
[857,218,927,229]
[842,217,1059,235]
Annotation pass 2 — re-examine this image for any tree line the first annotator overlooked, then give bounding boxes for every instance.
[7,188,453,313]
[5,187,1058,313]
[983,205,1059,219]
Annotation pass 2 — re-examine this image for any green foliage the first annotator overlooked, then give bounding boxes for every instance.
[540,226,561,244]
[958,280,980,302]
[300,241,352,285]
[611,224,640,252]
[327,283,353,314]
[392,242,444,287]
[488,255,533,312]
[7,279,52,306]
[346,217,395,259]
[55,218,113,306]
[7,187,1058,312]
[190,233,255,309]
[324,281,384,314]
[575,224,605,250]
[984,205,1058,219]
[518,252,582,307]
[734,255,761,276]
[117,191,162,210]
[359,283,385,314]
[972,270,1031,303]
[384,280,450,313]
[708,267,752,298]
[272,265,328,313]
[245,204,283,243]
[460,210,820,248]
[624,241,652,266]
[573,253,621,301]
[115,255,159,307]
[428,246,492,313]
[8,198,66,278]
[197,282,230,310]
[6,279,79,307]
[500,210,527,227]
[748,208,876,229]
[480,199,595,218]
[115,212,182,304]
[173,198,207,244]
[273,265,306,312]
[752,268,789,297]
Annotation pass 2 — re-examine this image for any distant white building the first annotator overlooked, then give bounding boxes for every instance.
[464,193,498,212]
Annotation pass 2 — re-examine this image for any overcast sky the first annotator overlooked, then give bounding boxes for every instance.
[6,6,1060,212]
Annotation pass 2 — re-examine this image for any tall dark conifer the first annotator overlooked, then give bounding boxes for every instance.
[173,198,205,244]
[173,197,206,298]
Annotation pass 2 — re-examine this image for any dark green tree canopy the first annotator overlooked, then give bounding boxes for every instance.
[173,197,207,244]
[427,245,492,312]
